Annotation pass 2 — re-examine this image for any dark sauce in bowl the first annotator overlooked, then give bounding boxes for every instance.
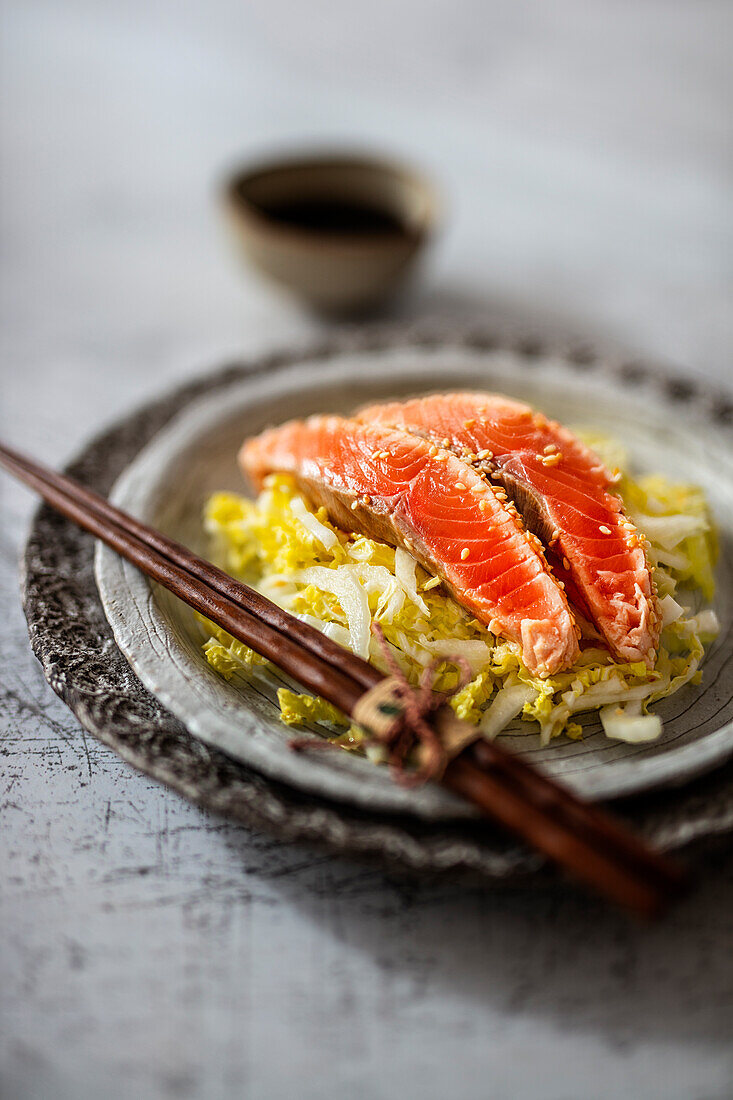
[255,197,411,237]
[225,154,435,311]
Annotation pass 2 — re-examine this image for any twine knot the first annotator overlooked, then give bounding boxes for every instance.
[291,622,472,786]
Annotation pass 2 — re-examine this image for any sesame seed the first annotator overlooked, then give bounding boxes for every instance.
[563,557,571,570]
[455,482,466,490]
[541,453,562,467]
[478,448,493,460]
[463,418,476,428]
[362,495,371,505]
[461,547,470,560]
[599,525,612,535]
[470,483,484,493]
[442,438,451,447]
[479,499,491,512]
[428,444,438,456]
[423,576,441,591]
[543,444,558,454]
[350,501,359,510]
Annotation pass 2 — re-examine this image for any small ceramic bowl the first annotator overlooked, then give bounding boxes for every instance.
[222,152,438,314]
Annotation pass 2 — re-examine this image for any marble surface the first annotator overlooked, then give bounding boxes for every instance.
[1,2,732,1098]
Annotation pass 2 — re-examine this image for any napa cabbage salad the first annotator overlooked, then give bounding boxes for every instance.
[198,435,719,750]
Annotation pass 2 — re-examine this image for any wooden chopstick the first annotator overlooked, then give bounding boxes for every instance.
[451,739,686,904]
[1,441,688,916]
[443,751,671,917]
[0,442,381,694]
[0,442,368,713]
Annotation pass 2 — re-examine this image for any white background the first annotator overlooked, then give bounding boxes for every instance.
[1,2,732,1098]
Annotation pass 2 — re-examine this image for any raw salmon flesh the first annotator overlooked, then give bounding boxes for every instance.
[240,415,580,676]
[358,393,659,666]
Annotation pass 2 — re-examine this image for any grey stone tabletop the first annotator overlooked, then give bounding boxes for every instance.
[1,2,732,1099]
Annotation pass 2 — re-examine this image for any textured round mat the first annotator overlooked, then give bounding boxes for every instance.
[21,326,733,881]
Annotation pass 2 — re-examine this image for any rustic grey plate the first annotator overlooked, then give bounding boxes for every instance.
[94,339,733,818]
[21,328,733,878]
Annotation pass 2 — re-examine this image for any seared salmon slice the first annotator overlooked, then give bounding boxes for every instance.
[358,393,660,666]
[240,416,579,676]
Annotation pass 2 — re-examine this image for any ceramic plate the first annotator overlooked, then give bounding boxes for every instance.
[95,344,733,820]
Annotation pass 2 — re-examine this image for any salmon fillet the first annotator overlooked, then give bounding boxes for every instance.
[240,416,580,676]
[358,393,660,666]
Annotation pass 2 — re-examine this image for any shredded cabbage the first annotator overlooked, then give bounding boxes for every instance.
[276,688,349,729]
[600,704,663,743]
[199,438,719,752]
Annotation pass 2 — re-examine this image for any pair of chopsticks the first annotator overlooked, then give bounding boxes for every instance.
[0,440,688,917]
